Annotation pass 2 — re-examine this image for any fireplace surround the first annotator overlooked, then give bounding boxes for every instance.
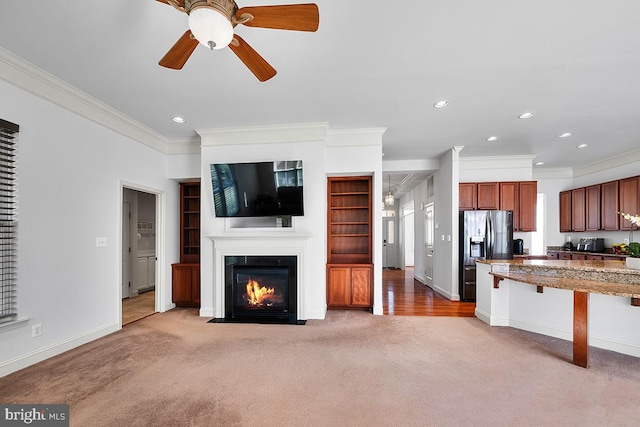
[208,233,311,323]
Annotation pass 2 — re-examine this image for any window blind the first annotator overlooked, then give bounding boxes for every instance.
[0,118,18,322]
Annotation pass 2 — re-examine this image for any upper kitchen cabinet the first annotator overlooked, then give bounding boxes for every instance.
[459,183,477,210]
[500,181,537,231]
[619,177,639,230]
[476,182,500,210]
[518,181,537,232]
[601,180,619,230]
[585,184,601,231]
[559,190,572,232]
[460,181,537,231]
[571,188,586,232]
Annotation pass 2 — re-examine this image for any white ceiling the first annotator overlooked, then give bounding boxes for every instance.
[2,1,640,196]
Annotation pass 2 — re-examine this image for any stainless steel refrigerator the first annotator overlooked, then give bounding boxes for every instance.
[459,210,514,301]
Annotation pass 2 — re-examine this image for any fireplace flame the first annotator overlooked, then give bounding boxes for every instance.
[245,278,283,307]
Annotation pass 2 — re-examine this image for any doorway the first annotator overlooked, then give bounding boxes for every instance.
[424,202,435,288]
[122,187,159,325]
[383,215,397,269]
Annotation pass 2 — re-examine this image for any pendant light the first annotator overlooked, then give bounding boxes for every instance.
[384,175,395,206]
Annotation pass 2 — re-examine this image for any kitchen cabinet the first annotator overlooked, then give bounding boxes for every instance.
[135,255,156,294]
[585,184,601,231]
[559,252,572,260]
[586,255,603,260]
[459,183,477,210]
[547,251,560,260]
[559,191,572,232]
[476,182,499,210]
[499,181,537,231]
[171,263,200,307]
[571,253,587,260]
[499,182,518,227]
[327,176,372,309]
[518,181,537,232]
[619,177,639,230]
[571,188,586,232]
[601,180,619,230]
[326,265,372,308]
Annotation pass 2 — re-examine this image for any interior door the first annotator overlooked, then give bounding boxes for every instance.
[425,203,435,288]
[121,201,131,299]
[383,217,396,268]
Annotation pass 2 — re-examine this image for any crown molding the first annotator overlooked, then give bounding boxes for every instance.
[459,154,537,170]
[532,167,574,180]
[198,122,330,146]
[0,47,169,153]
[572,146,640,178]
[325,127,387,147]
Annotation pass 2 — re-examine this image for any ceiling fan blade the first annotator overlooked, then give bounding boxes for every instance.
[155,0,185,7]
[237,4,319,32]
[228,35,277,82]
[159,30,199,70]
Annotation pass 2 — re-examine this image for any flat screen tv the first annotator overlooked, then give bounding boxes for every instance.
[210,160,304,218]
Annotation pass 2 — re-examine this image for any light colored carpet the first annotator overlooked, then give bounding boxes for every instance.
[1,308,639,426]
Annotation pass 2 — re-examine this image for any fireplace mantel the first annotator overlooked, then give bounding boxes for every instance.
[207,233,313,320]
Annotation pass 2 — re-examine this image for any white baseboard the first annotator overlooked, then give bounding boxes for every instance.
[475,308,509,326]
[0,323,119,377]
[199,307,214,318]
[508,318,640,358]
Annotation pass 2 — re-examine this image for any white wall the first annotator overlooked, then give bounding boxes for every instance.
[197,125,385,319]
[0,79,179,376]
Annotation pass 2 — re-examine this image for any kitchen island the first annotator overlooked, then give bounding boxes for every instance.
[475,258,640,368]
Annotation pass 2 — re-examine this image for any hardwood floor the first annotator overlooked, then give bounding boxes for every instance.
[122,290,156,326]
[383,268,476,317]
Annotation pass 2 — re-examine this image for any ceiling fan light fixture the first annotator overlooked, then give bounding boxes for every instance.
[188,4,234,50]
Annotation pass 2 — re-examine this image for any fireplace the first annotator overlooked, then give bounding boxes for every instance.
[221,255,302,324]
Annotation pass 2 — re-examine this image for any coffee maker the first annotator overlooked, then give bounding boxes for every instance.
[563,235,574,251]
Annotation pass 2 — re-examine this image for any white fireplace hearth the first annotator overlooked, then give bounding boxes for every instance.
[207,233,312,321]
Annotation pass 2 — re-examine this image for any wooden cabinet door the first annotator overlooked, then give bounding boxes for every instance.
[571,253,587,260]
[459,183,477,210]
[559,252,572,260]
[499,182,519,229]
[619,177,639,230]
[585,184,601,231]
[547,252,559,259]
[190,265,201,305]
[601,180,619,230]
[327,266,350,307]
[477,182,499,210]
[350,266,372,307]
[586,255,603,260]
[172,264,193,304]
[559,191,572,232]
[518,181,537,232]
[571,188,586,232]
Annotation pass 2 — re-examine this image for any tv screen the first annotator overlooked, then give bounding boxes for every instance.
[210,160,304,218]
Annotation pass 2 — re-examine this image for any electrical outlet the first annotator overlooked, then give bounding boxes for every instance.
[624,238,630,245]
[32,323,42,337]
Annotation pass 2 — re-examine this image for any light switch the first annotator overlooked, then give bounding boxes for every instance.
[96,237,108,247]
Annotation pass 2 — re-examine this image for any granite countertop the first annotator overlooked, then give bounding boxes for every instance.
[478,258,640,297]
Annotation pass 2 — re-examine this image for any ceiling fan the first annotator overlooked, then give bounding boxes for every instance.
[155,0,319,81]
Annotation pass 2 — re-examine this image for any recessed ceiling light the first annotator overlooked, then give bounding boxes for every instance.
[433,100,449,109]
[172,116,186,124]
[577,143,590,149]
[486,136,498,142]
[559,132,573,138]
[518,112,534,119]
[535,161,545,166]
